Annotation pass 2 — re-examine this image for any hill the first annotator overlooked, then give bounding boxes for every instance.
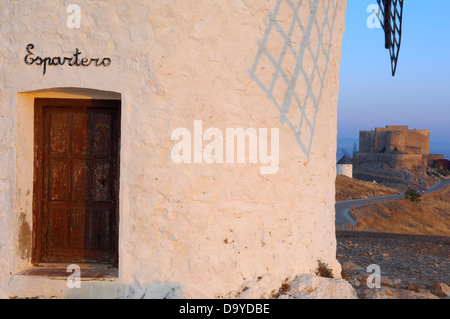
[335,175,401,201]
[351,185,450,236]
[353,165,440,192]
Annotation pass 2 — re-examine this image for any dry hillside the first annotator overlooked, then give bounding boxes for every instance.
[335,175,401,201]
[352,185,450,236]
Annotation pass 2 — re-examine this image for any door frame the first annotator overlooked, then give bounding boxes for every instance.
[32,98,121,266]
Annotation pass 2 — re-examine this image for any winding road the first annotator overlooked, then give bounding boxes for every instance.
[335,178,450,227]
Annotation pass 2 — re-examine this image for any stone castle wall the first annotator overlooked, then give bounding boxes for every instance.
[424,154,446,167]
[353,152,425,170]
[359,126,430,157]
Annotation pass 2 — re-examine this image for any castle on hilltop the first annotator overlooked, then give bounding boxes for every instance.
[353,126,444,170]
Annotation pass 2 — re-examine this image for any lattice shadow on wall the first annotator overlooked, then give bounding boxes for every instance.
[249,0,339,159]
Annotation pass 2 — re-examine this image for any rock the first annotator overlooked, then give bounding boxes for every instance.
[280,274,357,299]
[405,282,421,292]
[355,273,370,284]
[430,282,450,297]
[403,291,440,300]
[341,262,364,273]
[234,274,282,299]
[363,287,440,300]
[363,287,401,299]
[381,276,394,287]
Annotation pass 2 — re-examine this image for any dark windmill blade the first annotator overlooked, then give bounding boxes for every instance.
[377,0,404,76]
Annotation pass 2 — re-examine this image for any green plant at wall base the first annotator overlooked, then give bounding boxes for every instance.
[435,162,443,170]
[404,188,422,203]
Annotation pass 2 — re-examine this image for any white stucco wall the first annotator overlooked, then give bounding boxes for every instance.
[0,0,347,298]
[337,164,353,178]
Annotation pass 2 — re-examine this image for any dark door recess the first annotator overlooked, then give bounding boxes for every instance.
[33,99,120,265]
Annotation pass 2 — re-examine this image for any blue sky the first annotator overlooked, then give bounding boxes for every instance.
[338,0,450,157]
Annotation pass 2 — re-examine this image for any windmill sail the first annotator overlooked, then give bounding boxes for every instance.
[377,0,404,76]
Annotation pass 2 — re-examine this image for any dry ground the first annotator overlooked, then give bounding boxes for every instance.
[337,231,449,299]
[352,185,450,236]
[335,176,449,299]
[335,175,401,201]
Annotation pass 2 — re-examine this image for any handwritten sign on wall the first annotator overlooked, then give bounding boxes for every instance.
[24,43,111,75]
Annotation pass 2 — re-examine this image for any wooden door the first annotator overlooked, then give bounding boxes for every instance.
[33,99,120,265]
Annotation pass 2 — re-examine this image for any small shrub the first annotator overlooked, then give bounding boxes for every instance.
[315,260,334,278]
[391,146,399,153]
[271,283,291,299]
[405,188,422,203]
[437,169,449,177]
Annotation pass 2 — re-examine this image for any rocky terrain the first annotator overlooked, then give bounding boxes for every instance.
[353,164,445,191]
[354,168,438,191]
[335,176,449,299]
[336,231,449,299]
[270,230,449,299]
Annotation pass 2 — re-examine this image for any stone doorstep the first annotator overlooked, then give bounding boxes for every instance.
[8,265,120,299]
[14,263,118,281]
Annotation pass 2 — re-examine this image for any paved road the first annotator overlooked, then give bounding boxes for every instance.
[335,178,450,227]
[423,178,450,194]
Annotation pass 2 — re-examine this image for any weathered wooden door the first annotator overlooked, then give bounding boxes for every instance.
[33,99,120,265]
